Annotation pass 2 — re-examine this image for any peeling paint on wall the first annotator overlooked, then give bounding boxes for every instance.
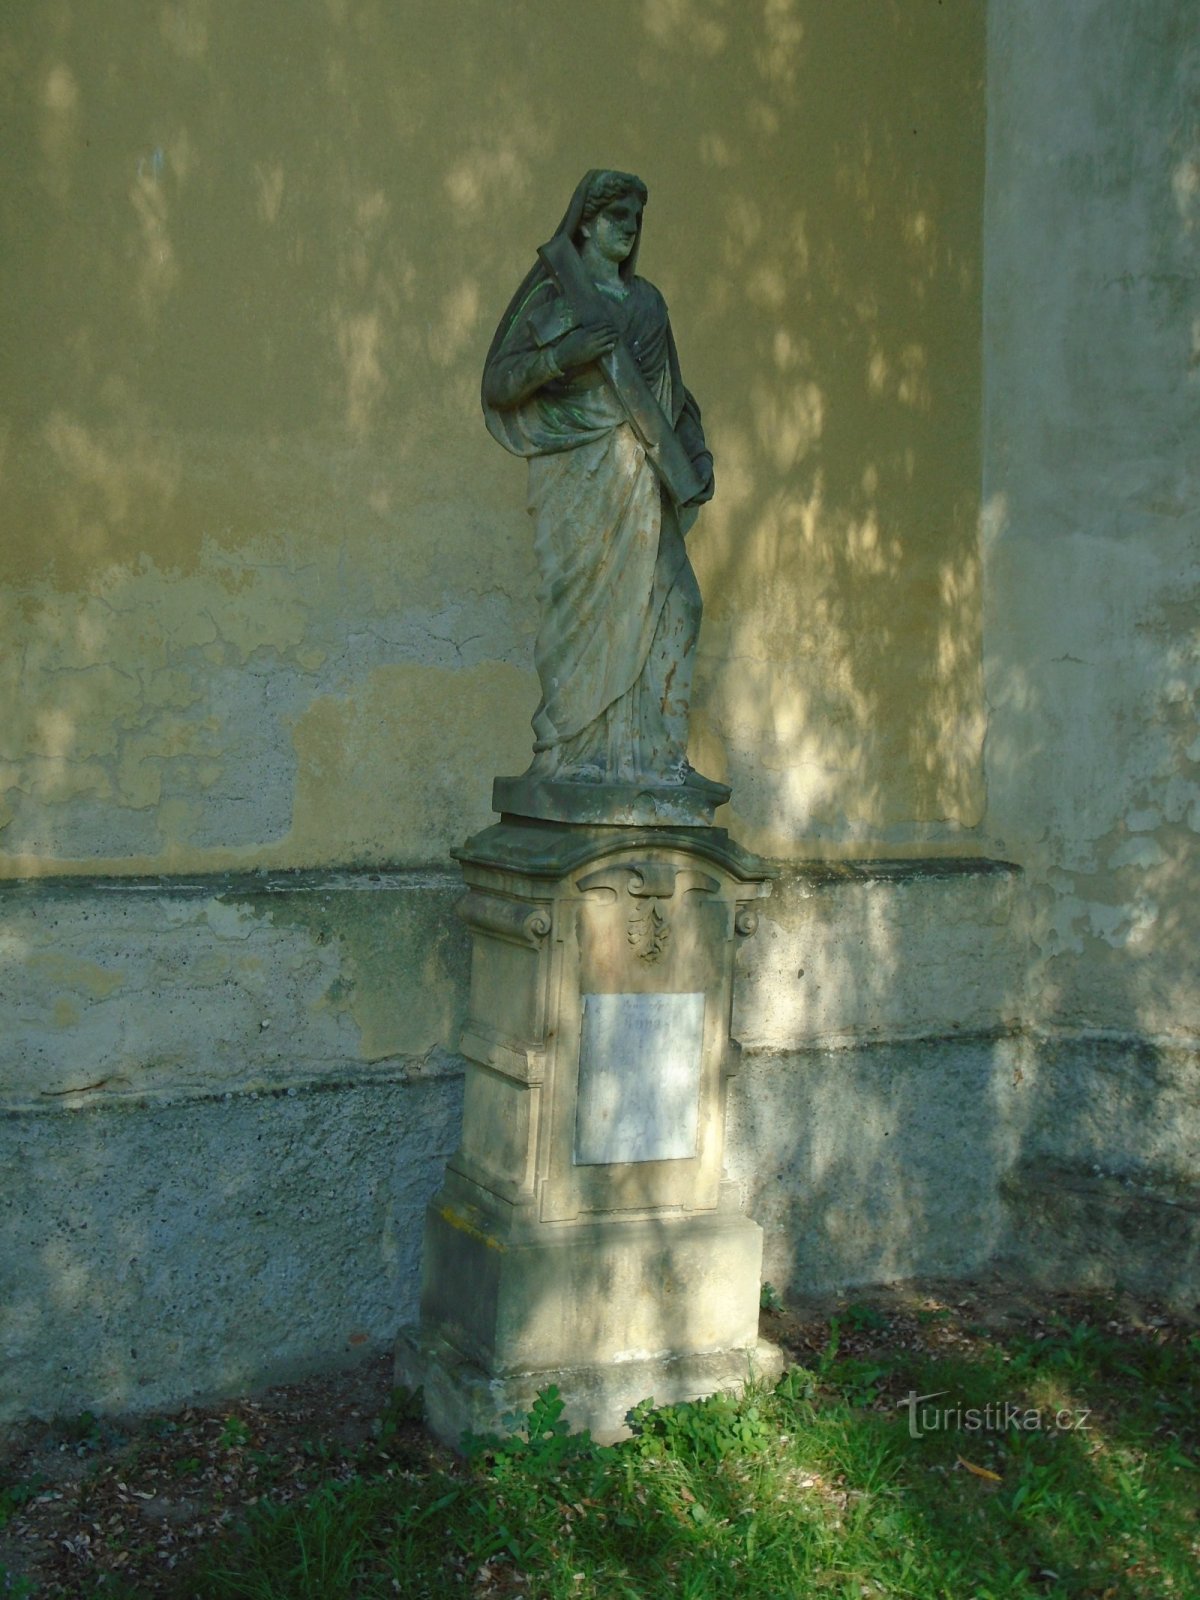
[0,873,468,1108]
[0,542,537,871]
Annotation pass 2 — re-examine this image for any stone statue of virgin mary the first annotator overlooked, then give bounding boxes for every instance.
[482,169,729,826]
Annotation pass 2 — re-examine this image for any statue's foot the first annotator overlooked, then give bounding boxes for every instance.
[525,754,605,785]
[672,760,731,800]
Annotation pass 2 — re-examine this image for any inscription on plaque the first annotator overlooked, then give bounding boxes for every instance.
[574,992,704,1166]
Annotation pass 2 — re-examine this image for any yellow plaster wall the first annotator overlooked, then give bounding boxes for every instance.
[0,0,985,874]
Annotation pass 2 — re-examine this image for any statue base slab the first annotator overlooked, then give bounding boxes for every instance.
[395,1328,784,1447]
[493,771,730,828]
[415,1183,767,1374]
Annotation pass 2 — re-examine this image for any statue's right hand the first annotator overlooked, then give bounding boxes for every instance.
[554,320,619,372]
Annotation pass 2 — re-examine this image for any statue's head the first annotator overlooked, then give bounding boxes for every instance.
[577,170,648,230]
[574,170,648,274]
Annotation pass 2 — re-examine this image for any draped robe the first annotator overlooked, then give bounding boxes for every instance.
[482,264,709,785]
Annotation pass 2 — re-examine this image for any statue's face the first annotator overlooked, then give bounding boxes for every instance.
[587,194,642,264]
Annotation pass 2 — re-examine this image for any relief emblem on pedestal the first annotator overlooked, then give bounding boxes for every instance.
[627,898,670,962]
[576,860,721,972]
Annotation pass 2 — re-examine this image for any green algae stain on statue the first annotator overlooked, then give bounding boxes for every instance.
[482,169,729,828]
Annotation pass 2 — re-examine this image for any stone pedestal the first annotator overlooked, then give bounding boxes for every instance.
[396,819,782,1446]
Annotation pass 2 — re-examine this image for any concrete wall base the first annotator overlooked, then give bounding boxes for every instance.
[998,1161,1200,1311]
[4,865,1195,1422]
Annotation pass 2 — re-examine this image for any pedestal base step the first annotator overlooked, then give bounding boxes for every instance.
[395,1327,785,1451]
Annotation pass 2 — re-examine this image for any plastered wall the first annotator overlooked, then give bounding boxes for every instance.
[1,0,996,1421]
[5,2,1197,1423]
[0,0,986,875]
[3,862,1024,1420]
[982,0,1200,1046]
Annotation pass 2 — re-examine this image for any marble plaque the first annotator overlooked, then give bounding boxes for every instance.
[574,991,704,1166]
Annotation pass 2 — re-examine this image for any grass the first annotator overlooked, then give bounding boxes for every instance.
[160,1309,1198,1600]
[4,1296,1194,1598]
